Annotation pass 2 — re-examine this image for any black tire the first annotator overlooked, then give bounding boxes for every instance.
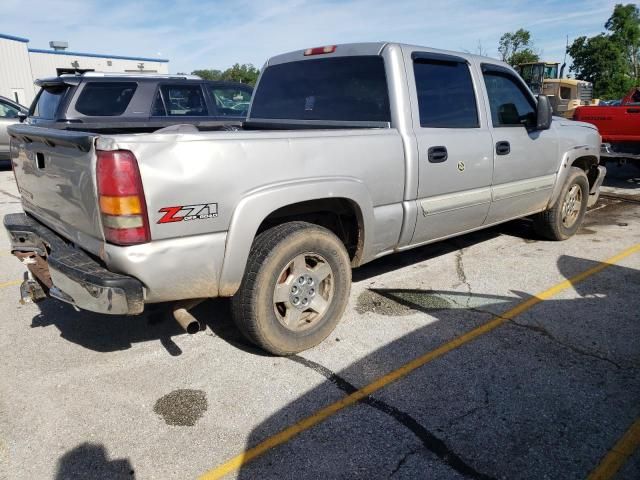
[231,221,351,355]
[534,167,589,240]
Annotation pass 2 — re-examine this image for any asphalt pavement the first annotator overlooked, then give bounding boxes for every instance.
[0,164,638,480]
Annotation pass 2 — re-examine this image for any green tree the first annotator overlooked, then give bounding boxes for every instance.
[568,3,640,99]
[568,34,632,98]
[191,69,223,81]
[606,3,640,84]
[191,64,260,85]
[220,64,260,85]
[498,29,540,66]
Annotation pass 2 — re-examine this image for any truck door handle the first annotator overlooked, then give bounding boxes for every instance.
[427,146,448,163]
[627,108,640,114]
[496,141,510,156]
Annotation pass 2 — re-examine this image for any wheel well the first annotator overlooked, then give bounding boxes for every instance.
[571,155,600,190]
[256,198,364,264]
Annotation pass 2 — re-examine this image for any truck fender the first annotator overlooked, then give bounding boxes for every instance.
[218,177,375,297]
[546,146,599,209]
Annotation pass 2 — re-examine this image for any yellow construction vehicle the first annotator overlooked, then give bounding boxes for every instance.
[516,62,598,118]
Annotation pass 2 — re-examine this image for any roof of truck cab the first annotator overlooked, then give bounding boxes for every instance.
[265,42,510,69]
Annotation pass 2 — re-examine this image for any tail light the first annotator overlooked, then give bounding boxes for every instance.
[96,150,150,245]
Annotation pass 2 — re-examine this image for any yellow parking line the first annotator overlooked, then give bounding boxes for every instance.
[0,280,21,289]
[586,416,640,480]
[199,243,640,480]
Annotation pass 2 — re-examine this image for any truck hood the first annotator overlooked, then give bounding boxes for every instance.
[554,116,598,131]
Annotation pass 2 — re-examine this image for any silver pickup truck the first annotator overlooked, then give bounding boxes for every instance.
[4,42,604,355]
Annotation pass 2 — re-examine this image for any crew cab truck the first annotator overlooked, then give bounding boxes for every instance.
[4,42,605,355]
[573,87,640,169]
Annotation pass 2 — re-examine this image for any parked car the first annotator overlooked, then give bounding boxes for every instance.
[0,95,27,166]
[574,87,640,169]
[5,42,604,355]
[25,73,253,133]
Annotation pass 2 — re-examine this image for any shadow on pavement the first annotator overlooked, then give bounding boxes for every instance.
[602,163,640,190]
[26,218,529,357]
[230,254,640,479]
[55,443,134,480]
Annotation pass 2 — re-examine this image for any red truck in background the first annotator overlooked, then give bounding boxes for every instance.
[574,87,640,169]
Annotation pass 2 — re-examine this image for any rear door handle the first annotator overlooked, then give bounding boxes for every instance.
[627,108,640,114]
[427,146,448,163]
[496,141,510,156]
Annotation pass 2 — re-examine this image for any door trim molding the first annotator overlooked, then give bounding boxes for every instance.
[492,174,556,202]
[420,187,491,216]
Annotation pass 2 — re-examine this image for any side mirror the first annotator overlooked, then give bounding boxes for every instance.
[536,95,553,130]
[18,112,27,123]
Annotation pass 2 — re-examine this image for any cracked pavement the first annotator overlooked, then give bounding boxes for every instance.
[0,166,639,480]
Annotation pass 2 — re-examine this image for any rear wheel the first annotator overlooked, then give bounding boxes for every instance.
[231,221,351,355]
[534,167,589,240]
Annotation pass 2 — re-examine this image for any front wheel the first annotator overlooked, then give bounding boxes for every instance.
[231,221,351,355]
[534,167,589,240]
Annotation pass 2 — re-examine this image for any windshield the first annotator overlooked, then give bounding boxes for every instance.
[544,64,558,79]
[250,56,390,123]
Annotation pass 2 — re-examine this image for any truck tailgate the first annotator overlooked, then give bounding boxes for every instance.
[8,125,104,255]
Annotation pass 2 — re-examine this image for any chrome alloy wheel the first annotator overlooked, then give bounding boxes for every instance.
[273,253,334,331]
[561,184,583,228]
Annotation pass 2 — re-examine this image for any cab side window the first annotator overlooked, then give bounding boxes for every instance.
[413,58,479,128]
[152,85,207,117]
[483,71,536,127]
[209,85,252,117]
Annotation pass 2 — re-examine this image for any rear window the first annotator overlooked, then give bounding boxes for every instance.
[75,82,137,116]
[250,56,390,123]
[32,86,68,119]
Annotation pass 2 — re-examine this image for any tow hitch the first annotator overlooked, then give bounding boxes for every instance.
[13,251,51,304]
[19,273,47,304]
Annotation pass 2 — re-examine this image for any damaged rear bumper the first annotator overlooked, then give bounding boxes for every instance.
[3,213,144,315]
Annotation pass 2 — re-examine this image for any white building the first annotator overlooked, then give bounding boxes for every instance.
[0,33,169,106]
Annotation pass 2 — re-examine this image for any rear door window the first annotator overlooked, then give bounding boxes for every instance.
[209,84,252,117]
[75,82,137,116]
[31,86,68,119]
[413,59,479,128]
[152,84,208,116]
[250,56,390,123]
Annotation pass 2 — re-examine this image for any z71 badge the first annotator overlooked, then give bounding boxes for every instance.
[157,203,218,224]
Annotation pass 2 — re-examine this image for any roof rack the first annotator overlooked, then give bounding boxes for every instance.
[58,72,201,80]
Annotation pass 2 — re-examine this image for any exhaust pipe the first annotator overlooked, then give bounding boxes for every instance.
[172,299,205,334]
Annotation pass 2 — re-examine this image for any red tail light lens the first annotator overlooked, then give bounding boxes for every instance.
[96,150,150,245]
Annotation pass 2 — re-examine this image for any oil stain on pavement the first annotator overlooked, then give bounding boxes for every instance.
[154,389,208,426]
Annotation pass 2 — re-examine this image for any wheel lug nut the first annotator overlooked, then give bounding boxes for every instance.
[293,297,300,305]
[291,286,298,294]
[309,288,315,296]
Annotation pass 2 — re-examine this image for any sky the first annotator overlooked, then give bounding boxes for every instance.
[0,0,622,74]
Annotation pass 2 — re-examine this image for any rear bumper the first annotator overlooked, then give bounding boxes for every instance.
[3,213,144,315]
